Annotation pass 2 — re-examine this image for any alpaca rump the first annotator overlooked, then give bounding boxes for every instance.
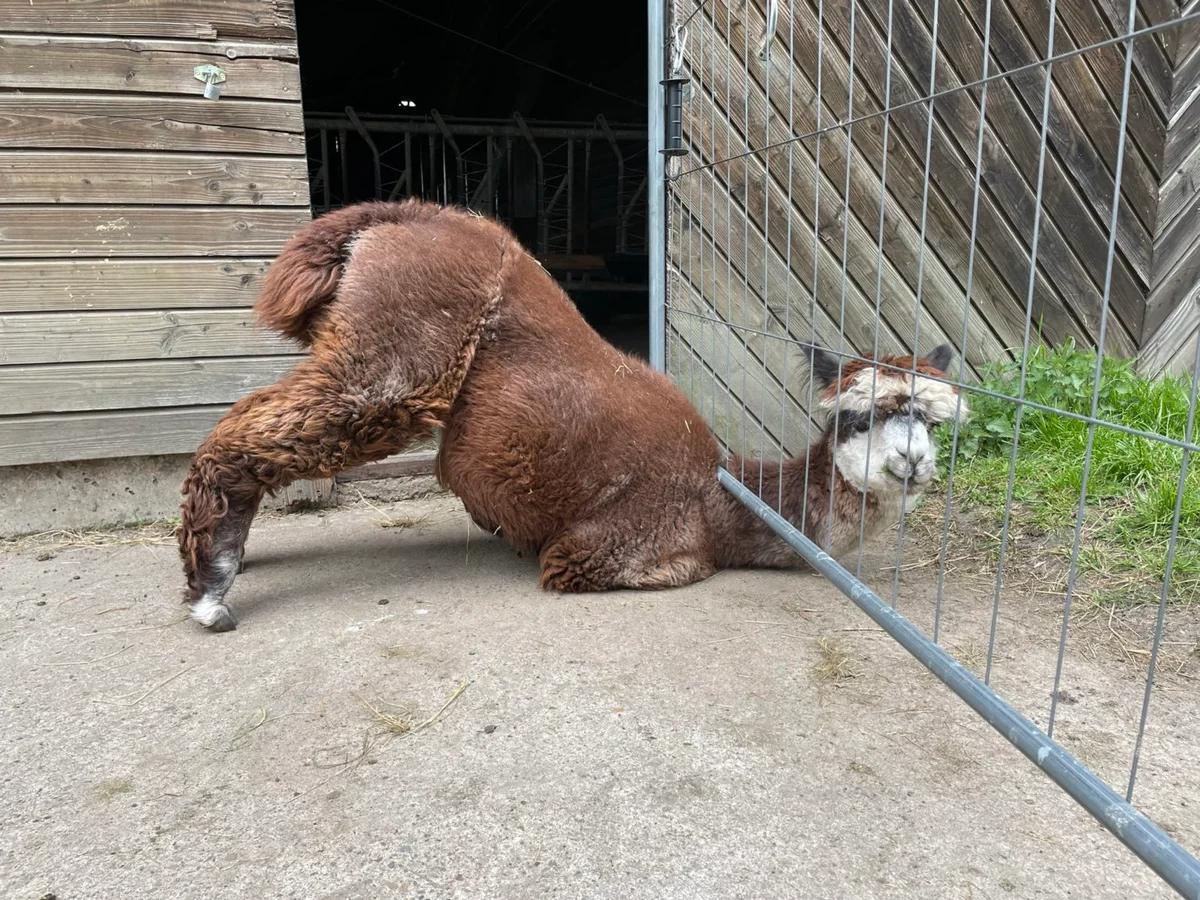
[178,200,967,631]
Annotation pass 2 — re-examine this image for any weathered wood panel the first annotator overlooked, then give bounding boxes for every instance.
[1146,222,1200,346]
[669,0,1199,424]
[668,160,850,357]
[694,2,1010,369]
[668,200,821,445]
[1168,5,1200,69]
[0,35,300,99]
[0,356,300,415]
[891,0,1146,333]
[688,0,1134,360]
[1162,69,1200,175]
[0,8,310,474]
[0,0,296,40]
[666,277,803,457]
[762,0,1099,354]
[0,259,271,313]
[0,152,309,205]
[0,94,304,155]
[1138,285,1200,377]
[0,405,229,466]
[1005,0,1161,226]
[681,51,988,369]
[1168,27,1200,122]
[339,450,440,482]
[747,0,1136,351]
[1152,187,1200,288]
[1092,0,1175,113]
[1155,136,1200,239]
[0,207,310,258]
[1142,9,1200,368]
[0,310,297,365]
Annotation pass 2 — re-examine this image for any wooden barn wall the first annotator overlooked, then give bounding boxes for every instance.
[1140,1,1200,376]
[665,0,1198,457]
[0,1,310,467]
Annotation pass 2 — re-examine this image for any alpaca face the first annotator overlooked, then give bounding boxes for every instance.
[831,404,937,494]
[806,344,969,495]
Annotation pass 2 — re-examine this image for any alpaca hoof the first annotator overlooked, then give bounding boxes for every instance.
[237,558,247,574]
[190,596,238,632]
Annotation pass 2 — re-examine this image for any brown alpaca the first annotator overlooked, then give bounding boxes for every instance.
[178,201,968,630]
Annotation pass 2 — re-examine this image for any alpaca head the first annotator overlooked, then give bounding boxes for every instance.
[806,344,968,495]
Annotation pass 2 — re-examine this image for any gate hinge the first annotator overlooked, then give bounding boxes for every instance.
[661,75,688,157]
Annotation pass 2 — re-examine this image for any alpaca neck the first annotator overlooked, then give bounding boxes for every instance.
[711,435,897,567]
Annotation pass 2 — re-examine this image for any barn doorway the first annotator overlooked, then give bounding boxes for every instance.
[294,1,650,358]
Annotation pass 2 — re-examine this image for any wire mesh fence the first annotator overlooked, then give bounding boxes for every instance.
[653,0,1200,893]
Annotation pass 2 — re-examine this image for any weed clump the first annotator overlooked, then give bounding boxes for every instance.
[949,340,1200,604]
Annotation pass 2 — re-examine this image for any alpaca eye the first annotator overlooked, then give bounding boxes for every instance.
[855,420,871,433]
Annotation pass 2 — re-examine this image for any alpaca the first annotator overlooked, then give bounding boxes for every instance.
[178,200,968,630]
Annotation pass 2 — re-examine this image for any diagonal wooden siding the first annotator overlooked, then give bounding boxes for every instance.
[0,0,310,467]
[1140,4,1200,376]
[667,0,1195,455]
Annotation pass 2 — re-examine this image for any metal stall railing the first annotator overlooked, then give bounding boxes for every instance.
[306,111,649,296]
[649,0,1200,894]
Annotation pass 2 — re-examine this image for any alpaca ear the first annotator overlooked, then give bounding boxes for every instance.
[803,344,842,387]
[925,343,955,373]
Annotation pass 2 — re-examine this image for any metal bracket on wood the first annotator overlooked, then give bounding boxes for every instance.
[193,64,226,100]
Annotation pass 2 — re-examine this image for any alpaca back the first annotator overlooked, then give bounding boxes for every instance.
[255,200,445,344]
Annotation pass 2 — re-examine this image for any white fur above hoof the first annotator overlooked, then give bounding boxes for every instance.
[191,596,238,632]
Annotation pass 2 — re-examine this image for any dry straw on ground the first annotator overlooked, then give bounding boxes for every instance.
[813,636,862,683]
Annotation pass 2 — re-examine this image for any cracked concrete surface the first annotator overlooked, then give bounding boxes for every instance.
[1,495,1196,899]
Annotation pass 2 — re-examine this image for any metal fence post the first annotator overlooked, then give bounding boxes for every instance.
[648,0,668,372]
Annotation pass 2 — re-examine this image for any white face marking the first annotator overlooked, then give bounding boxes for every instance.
[820,370,969,423]
[834,415,936,494]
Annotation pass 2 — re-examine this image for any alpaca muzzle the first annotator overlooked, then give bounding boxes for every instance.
[887,451,935,485]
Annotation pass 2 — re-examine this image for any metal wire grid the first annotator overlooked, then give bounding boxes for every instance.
[652,0,1200,893]
[305,113,649,257]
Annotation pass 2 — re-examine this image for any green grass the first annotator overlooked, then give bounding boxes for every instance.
[947,339,1200,604]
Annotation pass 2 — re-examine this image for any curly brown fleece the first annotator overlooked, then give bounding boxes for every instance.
[178,200,955,630]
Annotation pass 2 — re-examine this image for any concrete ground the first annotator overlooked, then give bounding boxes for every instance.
[1,493,1197,899]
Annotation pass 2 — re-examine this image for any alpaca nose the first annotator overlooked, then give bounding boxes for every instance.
[900,428,930,466]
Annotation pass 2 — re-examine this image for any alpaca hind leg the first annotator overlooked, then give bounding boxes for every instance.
[179,365,432,630]
[236,492,263,574]
[538,532,620,592]
[538,529,714,593]
[188,491,261,631]
[190,487,264,629]
[618,552,715,590]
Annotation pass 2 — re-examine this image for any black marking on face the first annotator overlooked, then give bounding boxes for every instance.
[835,410,875,441]
[833,400,937,442]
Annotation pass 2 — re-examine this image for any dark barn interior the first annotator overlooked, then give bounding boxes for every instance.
[294,0,650,356]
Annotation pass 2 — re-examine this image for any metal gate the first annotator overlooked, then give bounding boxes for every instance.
[648,0,1200,894]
